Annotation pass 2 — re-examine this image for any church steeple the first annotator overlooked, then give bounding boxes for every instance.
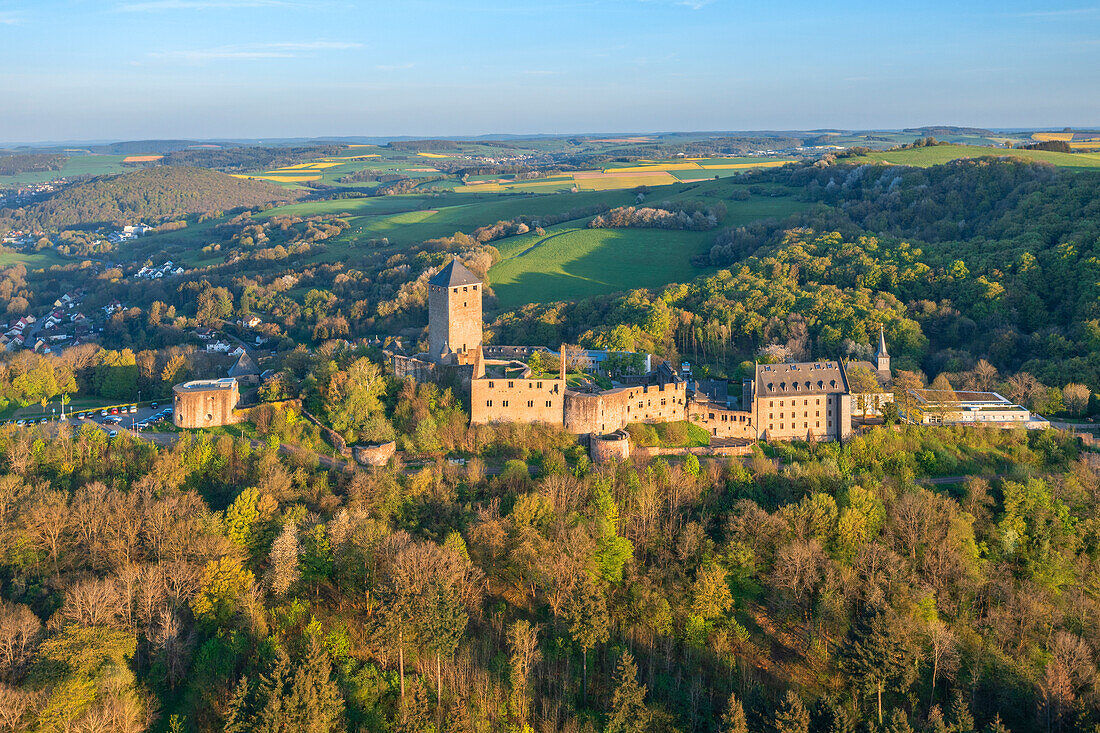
[875,325,890,374]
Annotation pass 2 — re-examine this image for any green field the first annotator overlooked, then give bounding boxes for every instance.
[0,155,128,185]
[488,192,806,308]
[0,249,72,269]
[850,145,1100,169]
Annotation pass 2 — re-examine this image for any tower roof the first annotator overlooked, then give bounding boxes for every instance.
[429,259,481,287]
[876,325,889,358]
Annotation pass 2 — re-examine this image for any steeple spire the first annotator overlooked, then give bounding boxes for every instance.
[876,325,890,374]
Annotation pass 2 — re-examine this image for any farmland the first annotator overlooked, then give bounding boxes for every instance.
[849,144,1100,168]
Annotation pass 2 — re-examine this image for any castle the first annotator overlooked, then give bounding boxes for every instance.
[392,259,882,443]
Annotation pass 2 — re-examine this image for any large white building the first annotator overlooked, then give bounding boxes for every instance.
[905,389,1049,429]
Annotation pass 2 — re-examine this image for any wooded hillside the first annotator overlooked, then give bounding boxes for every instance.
[2,166,302,228]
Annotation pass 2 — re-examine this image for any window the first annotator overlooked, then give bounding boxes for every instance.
[816,421,820,427]
[503,400,509,407]
[828,421,832,428]
[486,400,492,407]
[527,400,533,408]
[508,381,514,388]
[709,413,715,420]
[804,399,808,405]
[463,286,468,292]
[463,301,467,307]
[537,382,542,388]
[472,284,477,290]
[545,400,552,407]
[488,381,494,388]
[453,287,458,293]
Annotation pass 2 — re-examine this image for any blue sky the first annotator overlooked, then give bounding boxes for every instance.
[1,0,1099,142]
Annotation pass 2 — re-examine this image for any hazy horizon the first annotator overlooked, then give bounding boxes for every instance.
[3,0,1100,141]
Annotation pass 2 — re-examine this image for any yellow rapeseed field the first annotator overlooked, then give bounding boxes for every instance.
[1033,133,1075,142]
[122,155,163,163]
[417,152,451,158]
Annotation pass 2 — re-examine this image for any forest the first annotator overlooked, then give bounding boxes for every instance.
[0,155,66,177]
[0,391,1094,733]
[0,167,301,230]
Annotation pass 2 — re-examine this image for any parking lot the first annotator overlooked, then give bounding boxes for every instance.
[6,402,174,435]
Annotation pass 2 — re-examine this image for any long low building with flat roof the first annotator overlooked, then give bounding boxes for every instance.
[904,389,1048,429]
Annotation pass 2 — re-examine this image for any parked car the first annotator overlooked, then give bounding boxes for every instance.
[109,430,118,438]
[101,409,108,417]
[110,407,119,415]
[129,405,137,413]
[151,402,158,409]
[16,419,25,426]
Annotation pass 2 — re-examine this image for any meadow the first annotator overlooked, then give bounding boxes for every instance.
[488,188,806,308]
[850,144,1100,168]
[0,154,128,185]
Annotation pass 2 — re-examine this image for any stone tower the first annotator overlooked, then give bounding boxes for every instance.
[427,259,483,364]
[876,325,890,375]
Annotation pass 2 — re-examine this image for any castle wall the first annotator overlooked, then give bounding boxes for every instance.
[564,381,687,435]
[687,400,755,440]
[391,353,435,382]
[173,380,241,429]
[428,282,482,362]
[470,375,565,425]
[354,441,397,467]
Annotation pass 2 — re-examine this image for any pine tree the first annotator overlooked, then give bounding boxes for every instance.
[223,676,251,733]
[985,714,1011,733]
[774,690,810,733]
[810,695,853,733]
[564,577,609,708]
[720,692,750,733]
[421,582,466,722]
[395,682,432,733]
[256,647,293,733]
[838,607,908,726]
[606,652,648,733]
[287,635,346,732]
[886,709,914,733]
[947,692,975,733]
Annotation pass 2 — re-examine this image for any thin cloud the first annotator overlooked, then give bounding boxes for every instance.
[638,0,717,9]
[117,0,297,11]
[1013,7,1098,17]
[152,41,361,62]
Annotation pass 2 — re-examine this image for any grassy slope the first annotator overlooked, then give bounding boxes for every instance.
[851,145,1100,168]
[489,188,806,308]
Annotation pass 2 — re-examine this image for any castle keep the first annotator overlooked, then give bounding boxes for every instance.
[394,259,871,443]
